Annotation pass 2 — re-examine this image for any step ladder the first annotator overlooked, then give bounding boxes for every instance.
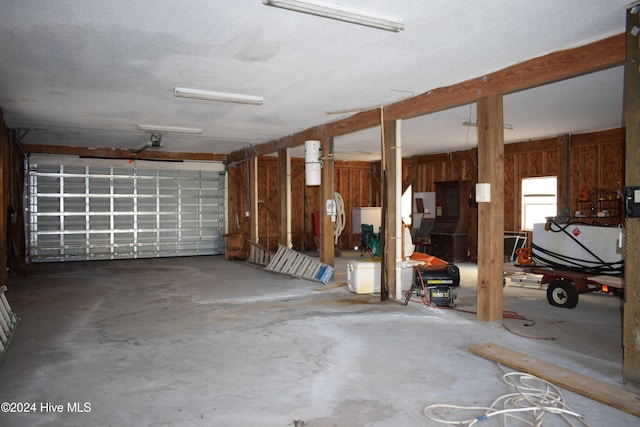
[0,286,19,364]
[265,244,334,285]
[247,240,273,267]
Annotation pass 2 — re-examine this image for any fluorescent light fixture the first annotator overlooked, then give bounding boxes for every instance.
[263,0,404,32]
[463,120,513,130]
[137,124,203,134]
[174,87,264,105]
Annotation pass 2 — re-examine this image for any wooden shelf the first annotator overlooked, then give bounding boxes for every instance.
[573,189,622,226]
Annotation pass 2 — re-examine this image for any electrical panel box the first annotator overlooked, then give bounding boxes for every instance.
[624,186,640,218]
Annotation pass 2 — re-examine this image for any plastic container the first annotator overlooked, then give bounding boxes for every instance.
[346,260,380,294]
[346,260,421,294]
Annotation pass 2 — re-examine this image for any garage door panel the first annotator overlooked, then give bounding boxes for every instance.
[90,233,111,244]
[36,197,61,212]
[37,165,60,174]
[113,198,134,211]
[64,166,86,174]
[65,216,87,230]
[28,157,226,262]
[89,181,110,194]
[137,187,156,196]
[64,177,86,193]
[137,199,157,210]
[114,180,134,194]
[89,199,110,211]
[65,197,86,213]
[89,215,110,228]
[36,216,61,231]
[114,216,134,229]
[37,234,62,245]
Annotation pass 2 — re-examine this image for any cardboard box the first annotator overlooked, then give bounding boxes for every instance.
[225,232,248,260]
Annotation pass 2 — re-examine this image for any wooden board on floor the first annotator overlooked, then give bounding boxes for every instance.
[469,342,640,418]
[315,282,347,291]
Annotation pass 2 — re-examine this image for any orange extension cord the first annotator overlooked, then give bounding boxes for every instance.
[407,269,555,341]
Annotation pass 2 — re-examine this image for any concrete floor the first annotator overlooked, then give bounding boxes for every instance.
[0,251,638,426]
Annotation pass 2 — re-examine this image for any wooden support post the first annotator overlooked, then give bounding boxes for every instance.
[249,157,259,243]
[404,155,419,194]
[277,148,290,247]
[476,95,505,323]
[379,122,388,300]
[319,137,334,267]
[371,164,381,207]
[0,113,7,287]
[227,166,239,233]
[557,134,570,217]
[623,2,640,384]
[382,119,400,300]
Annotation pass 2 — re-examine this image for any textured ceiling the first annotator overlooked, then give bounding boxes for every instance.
[0,1,630,161]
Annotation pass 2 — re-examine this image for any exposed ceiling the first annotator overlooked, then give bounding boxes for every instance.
[0,1,630,161]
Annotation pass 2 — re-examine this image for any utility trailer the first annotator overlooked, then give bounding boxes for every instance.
[508,264,623,308]
[507,221,624,308]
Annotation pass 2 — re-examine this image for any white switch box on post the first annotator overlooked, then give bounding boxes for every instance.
[476,182,491,203]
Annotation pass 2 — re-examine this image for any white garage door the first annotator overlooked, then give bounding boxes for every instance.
[27,155,226,262]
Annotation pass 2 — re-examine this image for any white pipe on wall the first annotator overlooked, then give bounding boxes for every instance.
[224,171,229,234]
[286,148,293,248]
[395,120,403,300]
[252,156,259,242]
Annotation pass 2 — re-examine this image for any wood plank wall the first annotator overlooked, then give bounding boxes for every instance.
[504,138,558,231]
[403,151,478,256]
[0,119,27,283]
[409,151,479,193]
[228,128,624,255]
[0,114,7,286]
[571,128,625,219]
[227,157,376,252]
[412,129,624,248]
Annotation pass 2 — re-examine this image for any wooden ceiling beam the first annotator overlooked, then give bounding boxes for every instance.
[22,144,225,162]
[226,33,624,165]
[386,33,624,121]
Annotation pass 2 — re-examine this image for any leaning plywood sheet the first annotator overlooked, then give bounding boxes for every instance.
[469,342,640,418]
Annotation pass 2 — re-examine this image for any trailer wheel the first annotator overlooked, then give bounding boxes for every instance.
[547,279,578,308]
[611,288,624,298]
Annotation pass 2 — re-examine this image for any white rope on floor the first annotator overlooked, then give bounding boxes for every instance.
[423,369,589,426]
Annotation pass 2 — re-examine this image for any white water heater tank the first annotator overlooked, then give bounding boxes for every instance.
[305,140,321,186]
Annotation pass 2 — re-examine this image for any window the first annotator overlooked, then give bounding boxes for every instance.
[401,185,412,225]
[521,177,557,230]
